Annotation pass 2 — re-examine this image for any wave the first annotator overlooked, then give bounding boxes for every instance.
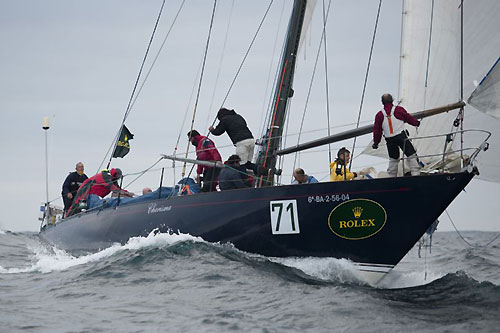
[0,229,203,274]
[271,257,366,285]
[373,271,500,303]
[0,230,368,286]
[2,229,498,290]
[376,266,446,289]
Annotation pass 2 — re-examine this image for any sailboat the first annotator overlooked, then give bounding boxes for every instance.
[39,0,499,284]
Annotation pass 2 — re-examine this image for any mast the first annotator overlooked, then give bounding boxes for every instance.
[255,0,308,184]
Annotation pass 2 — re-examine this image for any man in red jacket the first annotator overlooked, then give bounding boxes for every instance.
[66,168,132,217]
[372,93,421,177]
[187,130,222,192]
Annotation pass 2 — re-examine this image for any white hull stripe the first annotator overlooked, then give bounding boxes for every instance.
[354,263,394,273]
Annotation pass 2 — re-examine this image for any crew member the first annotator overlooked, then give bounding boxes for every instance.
[292,168,318,184]
[61,162,88,214]
[330,148,357,181]
[187,130,222,192]
[372,93,421,177]
[208,108,260,174]
[66,168,132,217]
[218,154,252,191]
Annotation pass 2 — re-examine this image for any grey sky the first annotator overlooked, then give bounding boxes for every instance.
[0,0,498,232]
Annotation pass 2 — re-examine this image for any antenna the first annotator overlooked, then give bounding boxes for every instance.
[42,117,50,206]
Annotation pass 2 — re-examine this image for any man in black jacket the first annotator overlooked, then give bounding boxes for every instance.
[209,108,259,173]
[61,162,88,214]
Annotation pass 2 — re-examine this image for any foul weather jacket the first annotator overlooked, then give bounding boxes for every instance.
[210,111,253,144]
[85,171,129,198]
[61,171,88,198]
[66,170,130,217]
[330,161,356,181]
[194,134,222,176]
[373,103,420,145]
[219,163,251,191]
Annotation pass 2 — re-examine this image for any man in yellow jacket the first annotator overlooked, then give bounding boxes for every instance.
[330,147,357,181]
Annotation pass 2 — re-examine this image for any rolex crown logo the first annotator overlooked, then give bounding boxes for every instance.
[352,207,363,218]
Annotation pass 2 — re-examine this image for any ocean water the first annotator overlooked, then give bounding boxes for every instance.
[1,229,499,332]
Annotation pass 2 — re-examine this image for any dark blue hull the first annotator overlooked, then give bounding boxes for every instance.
[39,172,474,268]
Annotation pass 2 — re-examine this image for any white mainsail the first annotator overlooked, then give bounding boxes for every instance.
[298,0,317,52]
[363,0,500,182]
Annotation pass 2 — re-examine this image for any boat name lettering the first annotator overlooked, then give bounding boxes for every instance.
[308,194,349,203]
[147,203,172,214]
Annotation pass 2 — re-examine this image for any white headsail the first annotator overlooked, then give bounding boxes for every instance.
[363,0,500,182]
[468,57,500,120]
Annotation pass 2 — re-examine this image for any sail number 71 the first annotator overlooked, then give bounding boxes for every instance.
[269,200,300,235]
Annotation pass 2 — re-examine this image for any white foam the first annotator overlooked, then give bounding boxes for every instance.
[271,257,366,284]
[0,230,203,274]
[377,267,445,289]
[0,229,5,235]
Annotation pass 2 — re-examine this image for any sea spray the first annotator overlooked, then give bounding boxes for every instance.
[271,257,364,284]
[0,229,203,274]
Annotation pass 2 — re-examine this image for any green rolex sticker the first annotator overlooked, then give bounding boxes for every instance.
[328,199,387,240]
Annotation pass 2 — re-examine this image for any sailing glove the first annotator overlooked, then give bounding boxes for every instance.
[372,143,378,149]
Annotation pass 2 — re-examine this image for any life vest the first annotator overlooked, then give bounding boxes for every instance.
[329,161,356,182]
[181,185,193,195]
[381,105,405,138]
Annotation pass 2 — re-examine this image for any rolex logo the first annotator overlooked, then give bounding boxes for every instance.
[352,207,363,218]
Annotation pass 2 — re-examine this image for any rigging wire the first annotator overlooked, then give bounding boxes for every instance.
[292,0,332,174]
[172,59,204,184]
[422,0,435,112]
[204,0,235,129]
[261,59,289,169]
[459,0,464,159]
[349,0,382,170]
[45,159,175,204]
[259,0,286,137]
[128,0,187,112]
[278,99,293,185]
[123,157,165,188]
[397,0,406,102]
[322,0,332,164]
[100,0,167,172]
[213,0,275,124]
[183,0,218,177]
[445,210,500,248]
[260,39,287,141]
[175,120,375,157]
[440,0,465,162]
